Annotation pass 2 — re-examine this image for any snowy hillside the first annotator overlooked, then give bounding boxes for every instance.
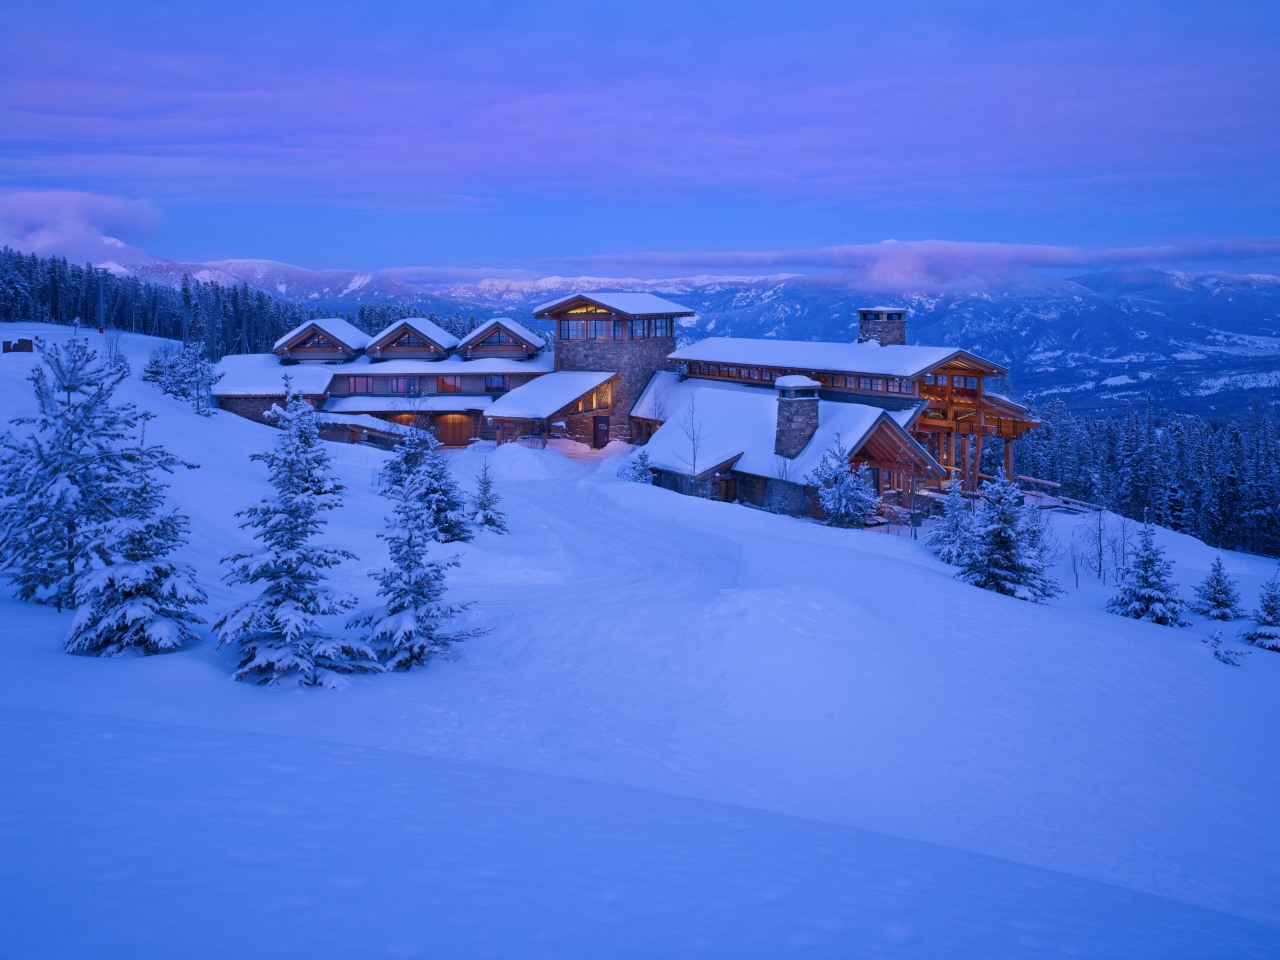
[3,324,1280,958]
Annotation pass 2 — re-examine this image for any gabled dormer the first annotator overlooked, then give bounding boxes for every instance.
[366,317,460,361]
[457,317,546,360]
[273,317,371,362]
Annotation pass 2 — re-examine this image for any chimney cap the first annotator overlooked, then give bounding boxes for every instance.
[774,374,820,391]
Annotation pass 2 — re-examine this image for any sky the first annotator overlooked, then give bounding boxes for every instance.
[1,0,1279,284]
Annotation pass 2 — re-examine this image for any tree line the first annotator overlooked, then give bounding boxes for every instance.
[0,246,481,359]
[1015,396,1280,558]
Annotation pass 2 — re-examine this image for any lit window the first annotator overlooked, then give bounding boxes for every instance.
[437,376,461,393]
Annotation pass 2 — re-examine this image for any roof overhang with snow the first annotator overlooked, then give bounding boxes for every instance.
[669,337,1006,379]
[456,317,546,353]
[533,292,696,318]
[367,317,460,353]
[272,317,372,355]
[485,371,614,421]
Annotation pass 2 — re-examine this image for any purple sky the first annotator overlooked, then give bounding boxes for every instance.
[2,0,1278,284]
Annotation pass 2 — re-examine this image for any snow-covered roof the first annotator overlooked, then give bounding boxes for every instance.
[212,354,337,396]
[457,317,546,351]
[861,306,907,313]
[330,352,556,375]
[315,413,419,436]
[641,385,938,481]
[631,371,764,420]
[485,371,614,420]
[533,292,696,317]
[369,317,459,351]
[322,395,492,415]
[670,337,1004,378]
[775,375,820,390]
[273,317,371,353]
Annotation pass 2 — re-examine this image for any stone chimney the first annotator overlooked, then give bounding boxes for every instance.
[774,375,820,458]
[857,307,907,346]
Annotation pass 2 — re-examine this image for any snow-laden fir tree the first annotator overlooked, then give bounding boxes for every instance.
[809,437,881,528]
[1106,523,1187,626]
[927,480,972,565]
[350,432,482,669]
[0,336,139,610]
[1192,556,1244,620]
[618,448,654,483]
[176,309,222,416]
[1241,570,1280,651]
[380,426,472,543]
[65,416,207,656]
[142,345,182,394]
[469,460,508,534]
[957,473,1060,602]
[214,388,378,686]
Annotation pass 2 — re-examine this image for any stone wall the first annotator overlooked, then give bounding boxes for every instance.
[555,336,674,442]
[215,394,323,423]
[774,395,818,458]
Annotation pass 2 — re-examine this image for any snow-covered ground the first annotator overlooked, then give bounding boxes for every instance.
[3,324,1279,958]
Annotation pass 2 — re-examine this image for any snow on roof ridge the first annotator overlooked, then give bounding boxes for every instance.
[272,316,371,352]
[670,336,996,378]
[533,291,696,316]
[460,316,546,350]
[370,316,460,350]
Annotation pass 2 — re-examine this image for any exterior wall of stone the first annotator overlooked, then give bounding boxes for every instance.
[774,396,819,457]
[216,394,324,423]
[857,317,907,346]
[555,336,675,442]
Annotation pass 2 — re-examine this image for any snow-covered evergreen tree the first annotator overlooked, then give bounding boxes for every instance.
[1241,570,1280,651]
[469,460,508,534]
[214,390,378,686]
[380,427,472,543]
[65,417,207,656]
[1106,523,1187,626]
[142,345,182,395]
[351,436,482,669]
[0,336,138,610]
[928,480,972,565]
[618,448,654,483]
[809,438,880,528]
[1192,556,1244,620]
[958,474,1060,602]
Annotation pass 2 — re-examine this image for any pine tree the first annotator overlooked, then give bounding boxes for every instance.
[1241,570,1280,651]
[65,417,207,656]
[381,427,472,543]
[1106,523,1187,626]
[214,390,378,686]
[469,460,508,534]
[619,448,654,483]
[0,336,138,609]
[809,438,881,528]
[350,439,481,670]
[1192,556,1244,620]
[958,474,1060,602]
[928,480,972,565]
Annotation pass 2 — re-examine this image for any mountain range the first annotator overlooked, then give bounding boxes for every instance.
[105,255,1280,417]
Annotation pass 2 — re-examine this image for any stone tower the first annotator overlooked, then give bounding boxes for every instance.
[534,293,695,443]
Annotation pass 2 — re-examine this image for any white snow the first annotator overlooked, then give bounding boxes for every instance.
[369,316,460,351]
[340,273,373,296]
[533,291,697,316]
[775,374,820,389]
[485,371,613,420]
[458,316,546,351]
[641,384,929,479]
[670,337,1000,378]
[322,395,492,414]
[212,353,338,396]
[271,316,372,352]
[3,323,1280,957]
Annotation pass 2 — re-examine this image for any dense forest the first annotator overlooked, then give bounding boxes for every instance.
[0,247,479,358]
[1015,397,1280,558]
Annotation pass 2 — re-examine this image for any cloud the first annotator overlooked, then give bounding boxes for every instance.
[575,238,1280,290]
[0,191,159,264]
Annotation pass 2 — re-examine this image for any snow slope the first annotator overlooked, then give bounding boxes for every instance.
[2,323,1279,958]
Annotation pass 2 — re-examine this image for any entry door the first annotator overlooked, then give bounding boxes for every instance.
[593,415,610,449]
[432,413,473,446]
